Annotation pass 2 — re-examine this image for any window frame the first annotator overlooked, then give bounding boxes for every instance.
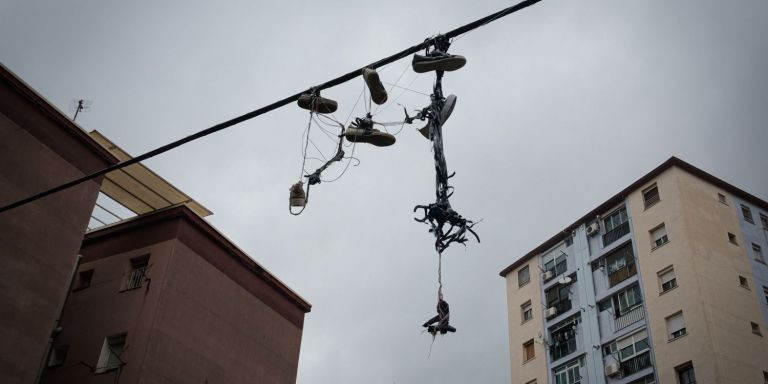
[739,275,750,289]
[751,322,763,336]
[728,232,738,245]
[658,266,677,294]
[75,269,94,291]
[666,311,687,341]
[95,333,127,373]
[742,204,755,224]
[753,243,765,264]
[718,193,727,205]
[523,339,536,362]
[615,329,650,362]
[553,359,581,384]
[603,207,629,233]
[47,345,69,368]
[650,224,669,249]
[518,265,531,287]
[124,255,150,291]
[675,362,696,384]
[642,184,660,209]
[521,300,534,323]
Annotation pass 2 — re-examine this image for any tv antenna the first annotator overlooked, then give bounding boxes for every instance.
[70,99,92,122]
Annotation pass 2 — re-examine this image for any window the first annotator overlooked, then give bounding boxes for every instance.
[666,312,687,340]
[627,375,656,384]
[47,345,68,367]
[754,244,765,263]
[763,370,768,384]
[521,300,533,323]
[603,243,637,287]
[740,275,749,289]
[605,329,650,361]
[763,286,768,305]
[126,256,149,290]
[728,232,738,245]
[95,333,126,373]
[742,204,755,224]
[546,284,572,316]
[718,193,727,204]
[642,184,660,208]
[613,285,642,316]
[564,236,573,247]
[752,322,763,336]
[76,269,94,290]
[549,315,580,361]
[762,214,768,243]
[553,359,581,384]
[650,224,669,249]
[676,363,696,384]
[658,267,677,293]
[603,207,630,246]
[525,380,538,384]
[543,251,568,279]
[518,266,530,287]
[523,339,535,362]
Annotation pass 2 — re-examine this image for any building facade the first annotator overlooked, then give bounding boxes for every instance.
[0,63,117,384]
[41,205,311,384]
[501,158,768,384]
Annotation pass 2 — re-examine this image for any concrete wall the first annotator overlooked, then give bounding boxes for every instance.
[628,166,768,384]
[506,258,546,384]
[0,67,114,384]
[41,209,307,384]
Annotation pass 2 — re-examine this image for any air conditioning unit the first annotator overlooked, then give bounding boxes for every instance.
[542,270,554,282]
[604,362,621,376]
[586,222,600,236]
[546,307,558,319]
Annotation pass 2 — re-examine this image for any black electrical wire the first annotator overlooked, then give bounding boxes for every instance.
[0,0,542,214]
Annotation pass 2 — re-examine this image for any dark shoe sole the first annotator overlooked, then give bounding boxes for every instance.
[412,55,466,73]
[363,68,388,105]
[344,130,396,147]
[297,94,338,114]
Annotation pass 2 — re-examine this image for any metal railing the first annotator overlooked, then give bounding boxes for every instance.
[549,300,572,318]
[603,221,630,247]
[126,267,147,289]
[615,305,644,331]
[621,351,652,376]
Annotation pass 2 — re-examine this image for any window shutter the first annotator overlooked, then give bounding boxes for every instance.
[667,313,685,333]
[652,226,667,242]
[660,269,675,285]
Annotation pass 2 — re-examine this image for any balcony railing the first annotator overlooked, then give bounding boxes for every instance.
[603,221,630,247]
[608,262,637,287]
[615,305,644,331]
[550,337,577,361]
[621,351,652,376]
[549,300,572,318]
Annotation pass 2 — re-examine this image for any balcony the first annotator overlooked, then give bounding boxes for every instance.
[608,262,637,287]
[621,351,652,376]
[549,300,572,319]
[550,337,577,361]
[615,305,644,331]
[603,221,630,247]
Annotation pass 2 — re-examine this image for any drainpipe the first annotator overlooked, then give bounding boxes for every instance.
[35,254,81,384]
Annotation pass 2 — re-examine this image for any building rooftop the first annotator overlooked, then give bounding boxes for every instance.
[499,156,768,277]
[82,204,311,326]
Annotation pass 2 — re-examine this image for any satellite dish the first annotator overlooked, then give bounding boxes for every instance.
[558,276,572,285]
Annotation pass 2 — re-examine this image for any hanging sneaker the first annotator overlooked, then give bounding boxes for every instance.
[297,94,338,114]
[343,125,396,147]
[412,51,466,73]
[363,68,388,105]
[419,94,457,139]
[289,182,306,207]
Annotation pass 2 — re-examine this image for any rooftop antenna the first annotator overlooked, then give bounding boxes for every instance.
[70,98,92,122]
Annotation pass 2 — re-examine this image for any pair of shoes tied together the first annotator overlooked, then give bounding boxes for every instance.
[418,94,457,140]
[297,94,338,114]
[412,50,466,73]
[343,114,395,147]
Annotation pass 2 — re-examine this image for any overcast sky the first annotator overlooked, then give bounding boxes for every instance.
[2,0,768,382]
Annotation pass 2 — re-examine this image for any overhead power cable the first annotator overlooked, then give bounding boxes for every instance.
[0,0,542,214]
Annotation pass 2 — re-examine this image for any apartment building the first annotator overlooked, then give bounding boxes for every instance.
[40,204,311,384]
[0,63,118,384]
[500,157,768,384]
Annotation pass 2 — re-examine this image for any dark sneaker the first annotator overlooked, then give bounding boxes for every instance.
[363,68,388,105]
[427,324,457,335]
[289,182,306,207]
[412,51,466,73]
[419,94,457,139]
[343,126,396,147]
[297,94,338,114]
